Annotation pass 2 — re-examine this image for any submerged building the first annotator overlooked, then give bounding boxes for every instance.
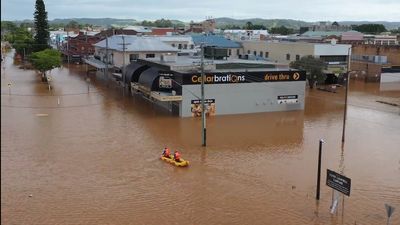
[123,56,306,117]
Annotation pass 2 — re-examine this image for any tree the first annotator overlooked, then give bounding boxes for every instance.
[353,24,387,34]
[290,55,326,88]
[33,0,50,52]
[245,21,253,30]
[269,26,295,35]
[10,26,34,57]
[66,20,80,29]
[30,49,61,82]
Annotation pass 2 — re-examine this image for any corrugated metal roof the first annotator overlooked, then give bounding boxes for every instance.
[94,35,179,52]
[301,31,343,37]
[192,35,241,48]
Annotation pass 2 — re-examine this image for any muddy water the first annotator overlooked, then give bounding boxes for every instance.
[2,51,400,225]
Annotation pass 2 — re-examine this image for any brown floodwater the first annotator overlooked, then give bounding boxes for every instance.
[2,50,400,225]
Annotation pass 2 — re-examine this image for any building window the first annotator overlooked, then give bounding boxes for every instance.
[265,52,269,58]
[129,54,139,61]
[184,44,187,49]
[296,55,300,61]
[236,49,240,56]
[286,54,291,60]
[171,43,176,47]
[228,49,232,56]
[253,51,257,56]
[178,44,182,49]
[190,44,194,49]
[247,50,250,54]
[146,54,155,58]
[260,51,263,57]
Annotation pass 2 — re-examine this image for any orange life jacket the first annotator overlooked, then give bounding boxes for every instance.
[165,148,170,156]
[174,152,181,161]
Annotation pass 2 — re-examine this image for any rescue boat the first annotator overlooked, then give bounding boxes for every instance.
[160,155,189,167]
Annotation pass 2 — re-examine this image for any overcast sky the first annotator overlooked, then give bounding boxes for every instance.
[2,0,400,22]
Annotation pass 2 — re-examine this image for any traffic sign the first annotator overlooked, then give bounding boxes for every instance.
[326,169,351,196]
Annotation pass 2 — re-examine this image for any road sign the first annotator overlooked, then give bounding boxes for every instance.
[326,169,351,196]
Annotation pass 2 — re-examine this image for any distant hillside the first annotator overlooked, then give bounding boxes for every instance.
[5,18,399,30]
[214,18,400,30]
[50,18,137,27]
[338,21,400,30]
[215,17,310,29]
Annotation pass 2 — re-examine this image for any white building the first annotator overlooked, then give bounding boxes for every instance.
[224,30,269,41]
[93,35,179,68]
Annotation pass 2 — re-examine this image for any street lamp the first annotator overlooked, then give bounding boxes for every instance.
[200,43,206,147]
[341,46,352,143]
[316,138,325,200]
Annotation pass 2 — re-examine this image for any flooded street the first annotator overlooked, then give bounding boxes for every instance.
[2,50,400,225]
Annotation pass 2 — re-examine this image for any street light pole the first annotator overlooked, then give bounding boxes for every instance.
[342,46,352,143]
[316,139,325,200]
[201,43,206,147]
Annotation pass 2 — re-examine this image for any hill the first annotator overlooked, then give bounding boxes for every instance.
[215,17,310,29]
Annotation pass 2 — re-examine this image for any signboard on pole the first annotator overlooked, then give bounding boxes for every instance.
[326,169,351,196]
[385,204,395,218]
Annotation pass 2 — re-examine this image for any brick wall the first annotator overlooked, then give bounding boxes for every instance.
[351,61,381,82]
[352,44,400,66]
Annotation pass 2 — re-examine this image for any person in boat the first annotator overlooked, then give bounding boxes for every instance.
[173,150,181,162]
[162,147,171,158]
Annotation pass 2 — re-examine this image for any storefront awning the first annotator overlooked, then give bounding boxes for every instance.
[138,67,160,91]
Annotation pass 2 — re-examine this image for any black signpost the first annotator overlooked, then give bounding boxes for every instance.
[326,169,351,196]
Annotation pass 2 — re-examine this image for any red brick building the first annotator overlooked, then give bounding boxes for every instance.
[62,32,103,62]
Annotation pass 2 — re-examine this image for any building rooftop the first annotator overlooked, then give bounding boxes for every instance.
[122,26,152,33]
[192,34,241,48]
[140,56,287,73]
[94,35,179,52]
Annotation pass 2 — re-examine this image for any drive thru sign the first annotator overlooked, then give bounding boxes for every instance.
[326,169,351,196]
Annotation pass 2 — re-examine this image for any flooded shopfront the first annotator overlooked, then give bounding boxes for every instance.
[2,51,400,225]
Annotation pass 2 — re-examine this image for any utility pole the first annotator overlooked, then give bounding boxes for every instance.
[201,43,206,147]
[122,35,126,96]
[105,35,109,85]
[118,35,131,96]
[66,30,70,64]
[23,48,26,70]
[342,46,352,143]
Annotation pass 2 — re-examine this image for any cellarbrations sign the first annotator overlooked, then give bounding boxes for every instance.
[182,71,306,85]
